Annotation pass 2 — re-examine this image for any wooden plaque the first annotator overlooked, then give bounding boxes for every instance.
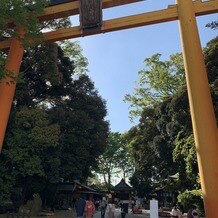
[79,0,102,30]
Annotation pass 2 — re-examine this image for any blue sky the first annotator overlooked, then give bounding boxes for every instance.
[71,0,218,133]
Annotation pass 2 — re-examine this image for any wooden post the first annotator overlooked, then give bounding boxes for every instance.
[0,28,24,152]
[176,0,218,217]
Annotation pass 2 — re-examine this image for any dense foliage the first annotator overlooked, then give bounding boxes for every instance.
[177,189,204,215]
[96,132,133,190]
[0,0,109,207]
[124,53,185,119]
[127,37,218,203]
[0,0,71,80]
[0,42,109,205]
[0,0,47,79]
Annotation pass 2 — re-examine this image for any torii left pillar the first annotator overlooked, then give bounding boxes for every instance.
[0,29,24,153]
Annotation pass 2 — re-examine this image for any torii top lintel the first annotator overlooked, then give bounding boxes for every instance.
[0,0,217,50]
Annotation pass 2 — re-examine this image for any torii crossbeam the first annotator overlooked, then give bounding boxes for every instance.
[0,0,217,49]
[0,1,217,217]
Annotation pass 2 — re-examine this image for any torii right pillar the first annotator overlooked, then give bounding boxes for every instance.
[176,0,218,217]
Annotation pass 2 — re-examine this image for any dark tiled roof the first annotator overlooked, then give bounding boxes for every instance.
[74,180,97,192]
[113,179,133,191]
[56,181,97,193]
[56,182,76,192]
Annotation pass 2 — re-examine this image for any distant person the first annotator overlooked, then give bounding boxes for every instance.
[120,201,129,218]
[75,197,86,218]
[132,204,142,214]
[85,197,96,218]
[105,198,115,218]
[192,207,199,218]
[95,199,100,211]
[187,205,193,218]
[187,205,200,218]
[100,197,107,218]
[170,205,182,218]
[177,202,184,215]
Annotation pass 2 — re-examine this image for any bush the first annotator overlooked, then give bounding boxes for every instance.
[177,189,204,215]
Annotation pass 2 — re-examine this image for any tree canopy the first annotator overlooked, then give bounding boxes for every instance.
[0,0,109,206]
[127,36,218,201]
[124,53,185,119]
[96,132,133,190]
[0,0,71,80]
[0,41,109,205]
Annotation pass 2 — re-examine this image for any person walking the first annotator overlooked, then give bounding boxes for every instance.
[105,198,115,218]
[187,205,199,218]
[170,205,182,218]
[85,197,96,218]
[100,197,107,218]
[75,197,86,218]
[120,201,129,218]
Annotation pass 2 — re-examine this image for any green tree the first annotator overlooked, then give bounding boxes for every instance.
[0,0,49,77]
[127,101,180,196]
[116,133,134,179]
[127,122,155,198]
[127,36,218,200]
[173,37,218,189]
[0,0,48,41]
[1,107,60,203]
[0,0,107,205]
[61,41,88,75]
[0,0,71,80]
[124,53,185,118]
[97,132,133,189]
[0,42,108,204]
[50,74,109,182]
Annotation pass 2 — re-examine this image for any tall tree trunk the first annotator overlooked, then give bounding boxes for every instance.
[21,175,32,204]
[108,170,111,191]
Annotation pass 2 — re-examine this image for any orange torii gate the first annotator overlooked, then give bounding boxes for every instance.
[0,0,217,216]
